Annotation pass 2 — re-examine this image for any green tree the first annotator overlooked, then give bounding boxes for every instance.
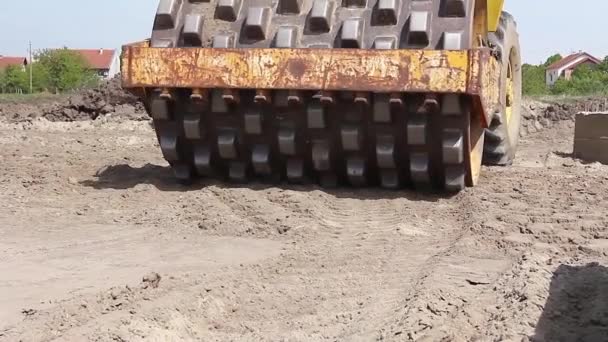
[550,77,571,95]
[35,49,98,92]
[0,69,6,92]
[543,54,563,66]
[597,56,608,73]
[522,63,548,96]
[2,65,28,93]
[29,62,51,92]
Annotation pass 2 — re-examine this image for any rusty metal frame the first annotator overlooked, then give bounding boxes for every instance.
[121,41,500,127]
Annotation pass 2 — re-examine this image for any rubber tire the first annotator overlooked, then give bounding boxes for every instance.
[483,12,522,166]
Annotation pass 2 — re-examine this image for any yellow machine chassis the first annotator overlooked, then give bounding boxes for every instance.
[487,0,505,32]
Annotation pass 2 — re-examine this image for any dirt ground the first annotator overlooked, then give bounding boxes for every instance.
[0,109,607,341]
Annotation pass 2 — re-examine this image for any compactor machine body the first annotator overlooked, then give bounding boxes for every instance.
[121,0,521,192]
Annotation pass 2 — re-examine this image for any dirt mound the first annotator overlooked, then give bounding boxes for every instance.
[0,77,147,123]
[45,76,146,122]
[522,97,608,135]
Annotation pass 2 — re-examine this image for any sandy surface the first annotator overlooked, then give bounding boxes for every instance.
[0,117,606,341]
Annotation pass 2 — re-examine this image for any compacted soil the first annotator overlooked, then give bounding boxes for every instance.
[0,110,606,341]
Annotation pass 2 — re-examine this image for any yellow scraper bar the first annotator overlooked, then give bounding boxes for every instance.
[122,45,476,93]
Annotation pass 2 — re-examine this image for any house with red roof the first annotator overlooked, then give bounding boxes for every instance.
[546,52,601,86]
[72,49,120,79]
[0,56,28,71]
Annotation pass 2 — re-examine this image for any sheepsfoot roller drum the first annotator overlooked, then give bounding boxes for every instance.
[121,0,521,192]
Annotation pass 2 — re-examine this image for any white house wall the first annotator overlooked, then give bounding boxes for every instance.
[546,69,560,86]
[107,50,121,79]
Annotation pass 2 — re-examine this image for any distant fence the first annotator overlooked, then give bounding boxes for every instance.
[0,87,24,94]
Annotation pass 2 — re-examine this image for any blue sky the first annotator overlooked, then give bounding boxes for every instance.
[1,0,606,64]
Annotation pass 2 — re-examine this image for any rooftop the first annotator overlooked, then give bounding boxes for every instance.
[546,52,601,71]
[0,56,28,69]
[71,49,116,70]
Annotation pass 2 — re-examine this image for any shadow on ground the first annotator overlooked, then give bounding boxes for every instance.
[80,163,455,201]
[553,151,574,159]
[533,263,608,342]
[80,163,193,191]
[553,151,608,166]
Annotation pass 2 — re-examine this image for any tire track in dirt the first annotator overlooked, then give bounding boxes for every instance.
[470,165,608,340]
[251,190,476,340]
[374,190,513,341]
[4,190,468,341]
[196,186,465,338]
[431,168,608,340]
[204,185,320,237]
[379,122,608,340]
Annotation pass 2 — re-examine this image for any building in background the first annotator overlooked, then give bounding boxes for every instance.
[546,52,601,86]
[0,56,28,71]
[72,49,120,79]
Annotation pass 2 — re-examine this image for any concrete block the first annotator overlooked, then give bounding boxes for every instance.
[575,112,608,140]
[574,112,608,164]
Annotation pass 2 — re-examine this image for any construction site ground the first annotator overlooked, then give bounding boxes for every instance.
[0,92,607,341]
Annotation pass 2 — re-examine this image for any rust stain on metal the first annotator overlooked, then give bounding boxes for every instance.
[466,49,482,95]
[288,59,307,80]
